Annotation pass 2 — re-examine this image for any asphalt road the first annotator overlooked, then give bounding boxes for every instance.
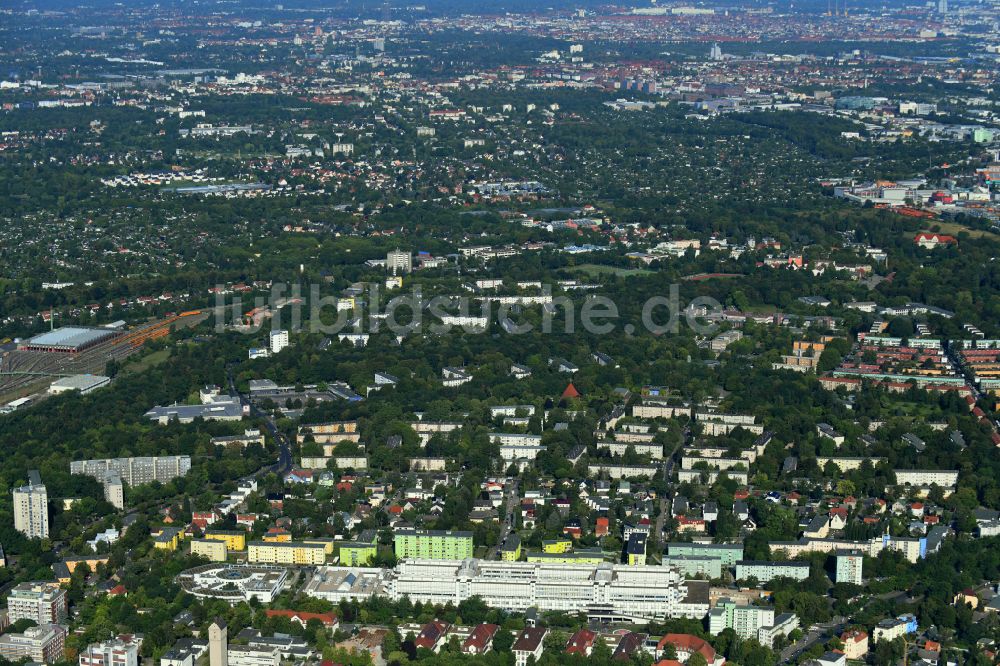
[486,478,519,560]
[655,426,689,540]
[779,617,846,664]
[227,364,292,477]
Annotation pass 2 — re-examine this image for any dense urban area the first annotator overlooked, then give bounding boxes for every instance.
[2,0,1000,665]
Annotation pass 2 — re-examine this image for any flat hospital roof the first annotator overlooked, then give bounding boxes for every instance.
[26,327,116,349]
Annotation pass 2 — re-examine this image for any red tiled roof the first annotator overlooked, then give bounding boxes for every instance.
[415,620,449,650]
[914,233,957,244]
[565,629,597,655]
[841,630,868,643]
[462,624,498,654]
[513,627,547,652]
[658,634,716,664]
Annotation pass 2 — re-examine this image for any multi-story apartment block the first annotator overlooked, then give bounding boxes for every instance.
[386,249,412,275]
[873,615,918,643]
[393,529,474,560]
[840,630,869,660]
[662,555,723,579]
[597,440,664,459]
[103,474,125,510]
[0,624,66,663]
[835,550,864,585]
[269,330,289,355]
[735,561,811,583]
[70,456,192,487]
[247,542,327,566]
[190,539,228,562]
[79,636,142,666]
[756,613,800,648]
[631,401,693,420]
[338,541,377,567]
[893,469,959,489]
[296,421,360,445]
[709,598,799,647]
[7,582,68,625]
[204,530,246,552]
[227,645,279,666]
[666,542,744,566]
[13,470,49,539]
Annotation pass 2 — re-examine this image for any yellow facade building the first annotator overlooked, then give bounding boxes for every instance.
[248,541,327,565]
[190,539,228,562]
[204,530,246,551]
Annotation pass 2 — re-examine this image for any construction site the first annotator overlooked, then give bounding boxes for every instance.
[0,311,207,407]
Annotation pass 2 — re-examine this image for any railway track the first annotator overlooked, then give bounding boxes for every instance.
[0,311,206,404]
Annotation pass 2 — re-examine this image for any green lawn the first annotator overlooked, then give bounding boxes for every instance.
[121,348,171,376]
[567,263,654,278]
[912,221,1000,240]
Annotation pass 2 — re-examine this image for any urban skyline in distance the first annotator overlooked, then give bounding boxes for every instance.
[1,1,1000,666]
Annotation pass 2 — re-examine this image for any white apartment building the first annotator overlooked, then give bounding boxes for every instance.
[709,599,797,646]
[386,249,412,275]
[587,464,660,480]
[0,624,66,664]
[269,330,289,354]
[103,474,125,510]
[677,468,749,485]
[681,456,747,471]
[79,636,142,666]
[817,457,886,472]
[499,444,546,461]
[709,600,774,639]
[835,551,864,585]
[893,469,959,489]
[700,421,765,436]
[597,441,664,459]
[7,582,67,624]
[13,473,49,539]
[227,645,279,666]
[872,616,917,643]
[72,456,191,487]
[489,405,536,418]
[410,420,463,446]
[632,402,693,420]
[697,411,757,426]
[489,432,542,447]
[757,613,800,648]
[735,561,811,583]
[438,315,488,329]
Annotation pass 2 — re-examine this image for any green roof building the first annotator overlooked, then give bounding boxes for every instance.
[393,528,474,560]
[666,541,744,566]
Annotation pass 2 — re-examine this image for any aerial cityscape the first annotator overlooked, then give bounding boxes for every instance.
[1,0,1000,665]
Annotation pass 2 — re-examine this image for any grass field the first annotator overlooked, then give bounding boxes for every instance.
[121,348,171,376]
[915,221,1000,240]
[567,263,654,278]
